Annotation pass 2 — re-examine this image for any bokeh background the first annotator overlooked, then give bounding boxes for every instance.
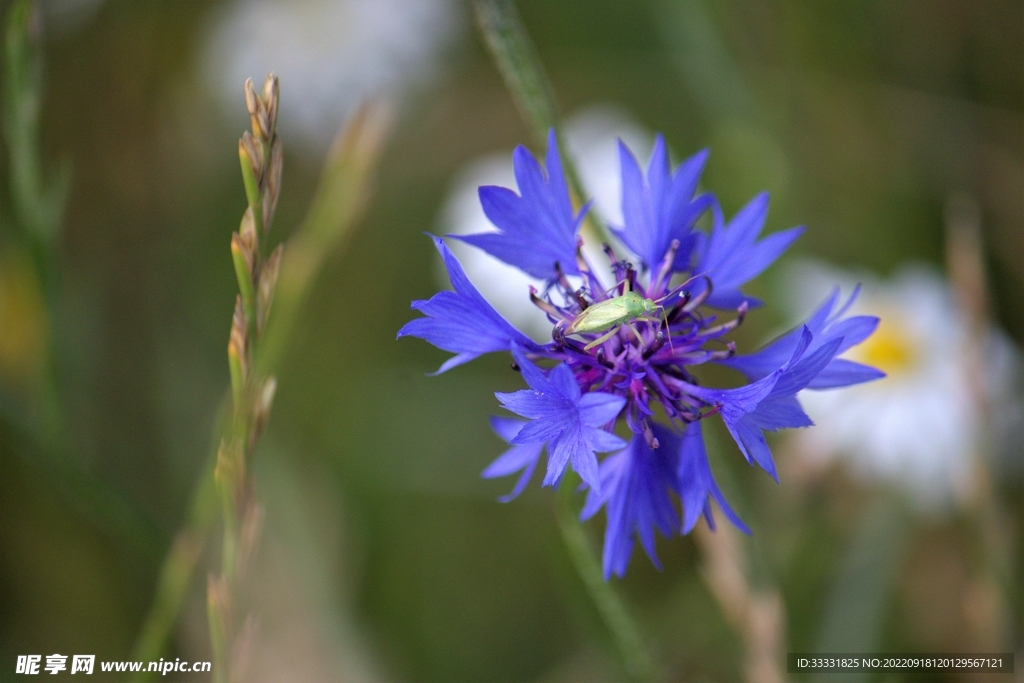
[1,1,1022,681]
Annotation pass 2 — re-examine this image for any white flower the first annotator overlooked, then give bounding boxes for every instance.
[437,106,653,341]
[787,261,1019,505]
[202,0,461,149]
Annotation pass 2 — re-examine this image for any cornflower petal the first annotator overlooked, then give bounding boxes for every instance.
[693,194,803,309]
[397,236,537,373]
[581,425,682,579]
[497,349,626,492]
[677,420,750,534]
[453,130,586,280]
[482,417,544,503]
[614,136,712,271]
[495,391,561,420]
[549,361,583,401]
[689,328,843,480]
[510,415,568,445]
[578,392,627,426]
[744,395,812,430]
[721,286,885,389]
[809,358,884,388]
[547,426,600,492]
[587,427,630,453]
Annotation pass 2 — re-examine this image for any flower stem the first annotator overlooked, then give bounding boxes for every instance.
[128,526,206,663]
[944,195,1015,646]
[3,0,67,446]
[698,424,787,683]
[556,481,659,682]
[4,0,69,257]
[128,102,389,682]
[694,522,786,683]
[472,0,612,244]
[2,0,160,559]
[130,452,219,681]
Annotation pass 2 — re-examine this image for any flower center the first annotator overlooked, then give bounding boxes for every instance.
[848,318,917,376]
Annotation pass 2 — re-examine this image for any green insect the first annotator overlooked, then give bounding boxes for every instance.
[563,290,667,351]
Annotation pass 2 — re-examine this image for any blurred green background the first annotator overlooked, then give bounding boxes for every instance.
[0,1,1021,681]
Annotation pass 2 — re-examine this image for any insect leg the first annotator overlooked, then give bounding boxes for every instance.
[583,327,621,351]
[633,313,674,354]
[626,322,645,347]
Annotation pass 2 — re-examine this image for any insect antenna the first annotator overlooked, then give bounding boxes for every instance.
[679,274,713,313]
[658,304,675,356]
[649,286,691,356]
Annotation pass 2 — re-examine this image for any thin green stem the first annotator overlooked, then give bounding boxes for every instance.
[3,0,69,436]
[206,574,228,683]
[472,0,557,144]
[471,0,611,243]
[129,103,389,680]
[4,0,69,257]
[698,423,790,683]
[130,431,220,682]
[556,481,658,682]
[1,0,157,559]
[218,482,239,580]
[476,3,656,674]
[129,526,207,667]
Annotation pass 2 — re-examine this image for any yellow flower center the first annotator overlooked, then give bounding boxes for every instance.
[847,317,918,376]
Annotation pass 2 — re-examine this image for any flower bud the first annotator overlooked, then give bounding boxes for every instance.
[239,131,263,184]
[243,77,270,140]
[230,232,254,286]
[238,206,258,250]
[261,72,279,138]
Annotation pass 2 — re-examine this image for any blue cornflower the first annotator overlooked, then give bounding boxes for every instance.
[581,427,680,579]
[614,135,712,272]
[400,131,882,579]
[692,195,803,309]
[453,129,587,280]
[685,328,843,481]
[720,286,884,388]
[496,348,626,491]
[481,417,545,503]
[397,235,540,373]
